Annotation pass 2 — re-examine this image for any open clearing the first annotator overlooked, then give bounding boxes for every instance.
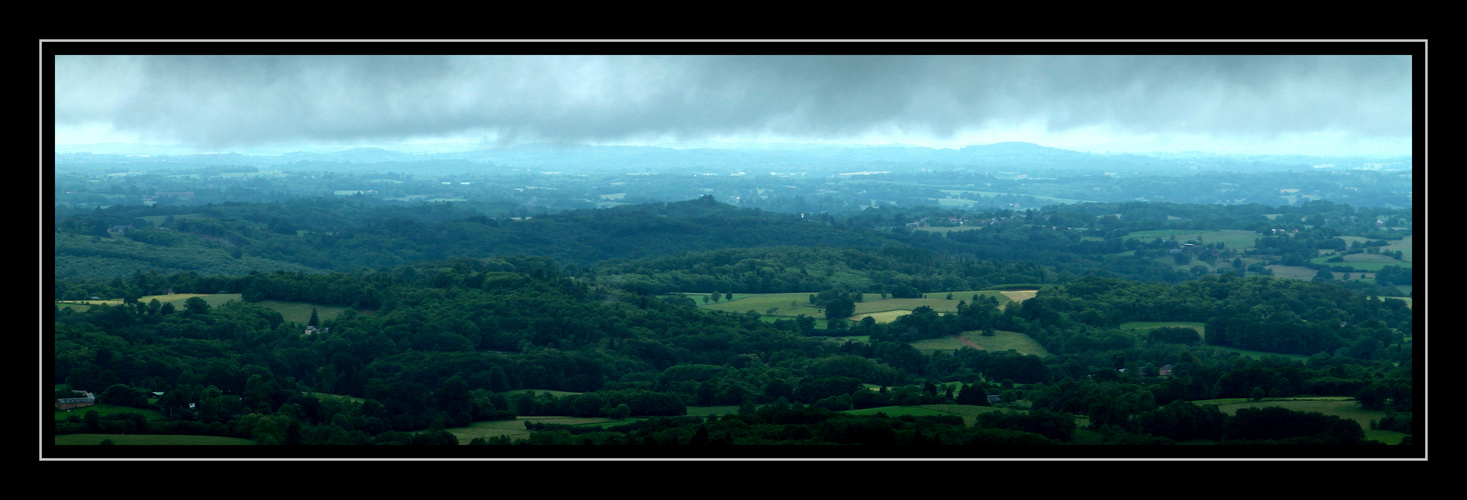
[697,289,1028,327]
[1123,229,1262,250]
[961,330,1050,357]
[851,310,913,323]
[1120,321,1206,339]
[448,416,613,445]
[255,300,353,325]
[1201,398,1410,445]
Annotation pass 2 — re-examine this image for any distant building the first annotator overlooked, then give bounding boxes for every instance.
[56,392,96,410]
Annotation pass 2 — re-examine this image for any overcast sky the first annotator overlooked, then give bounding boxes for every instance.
[51,52,1416,156]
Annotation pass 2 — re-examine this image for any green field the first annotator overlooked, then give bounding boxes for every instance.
[1119,322,1321,361]
[961,330,1051,357]
[913,225,984,234]
[54,404,167,421]
[1120,321,1206,339]
[447,416,611,445]
[55,434,256,445]
[846,404,1021,427]
[1201,398,1410,445]
[1267,265,1323,281]
[56,292,240,312]
[908,336,969,354]
[851,310,912,323]
[1309,252,1412,272]
[254,300,354,325]
[698,290,1025,328]
[56,294,369,326]
[1123,229,1262,250]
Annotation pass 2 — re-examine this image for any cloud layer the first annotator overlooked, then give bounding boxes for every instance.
[53,54,1414,154]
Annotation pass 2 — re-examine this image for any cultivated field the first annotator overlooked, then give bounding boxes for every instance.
[55,294,361,327]
[697,289,1029,328]
[1120,321,1206,339]
[908,336,970,354]
[960,330,1051,357]
[55,292,237,312]
[1123,229,1262,250]
[448,416,615,445]
[851,310,913,323]
[847,404,1016,427]
[255,300,353,325]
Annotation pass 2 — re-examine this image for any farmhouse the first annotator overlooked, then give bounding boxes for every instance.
[55,392,95,410]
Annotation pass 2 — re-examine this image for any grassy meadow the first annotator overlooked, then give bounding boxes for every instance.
[694,289,1031,329]
[55,293,366,327]
[1123,229,1262,250]
[1196,397,1411,445]
[961,330,1051,357]
[57,293,244,312]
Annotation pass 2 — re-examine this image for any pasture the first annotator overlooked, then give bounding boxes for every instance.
[913,226,984,235]
[448,416,614,445]
[961,330,1050,357]
[56,294,372,326]
[54,434,255,445]
[1201,397,1409,445]
[850,310,913,323]
[1123,229,1261,250]
[846,404,1016,427]
[1266,265,1324,281]
[908,336,969,355]
[1120,321,1206,339]
[698,289,1028,328]
[255,300,353,325]
[1309,253,1411,272]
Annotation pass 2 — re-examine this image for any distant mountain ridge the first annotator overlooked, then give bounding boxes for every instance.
[54,141,1412,175]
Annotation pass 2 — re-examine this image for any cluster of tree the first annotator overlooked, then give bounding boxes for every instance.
[52,246,1412,448]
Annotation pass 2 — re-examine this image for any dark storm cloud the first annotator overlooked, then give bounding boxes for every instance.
[54,54,1412,149]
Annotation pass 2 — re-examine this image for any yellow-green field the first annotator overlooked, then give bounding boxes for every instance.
[56,294,365,326]
[962,330,1051,357]
[697,290,1028,325]
[56,293,243,312]
[998,290,1038,303]
[447,416,614,445]
[851,310,913,323]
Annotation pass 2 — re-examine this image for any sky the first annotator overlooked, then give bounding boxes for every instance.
[50,50,1417,157]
